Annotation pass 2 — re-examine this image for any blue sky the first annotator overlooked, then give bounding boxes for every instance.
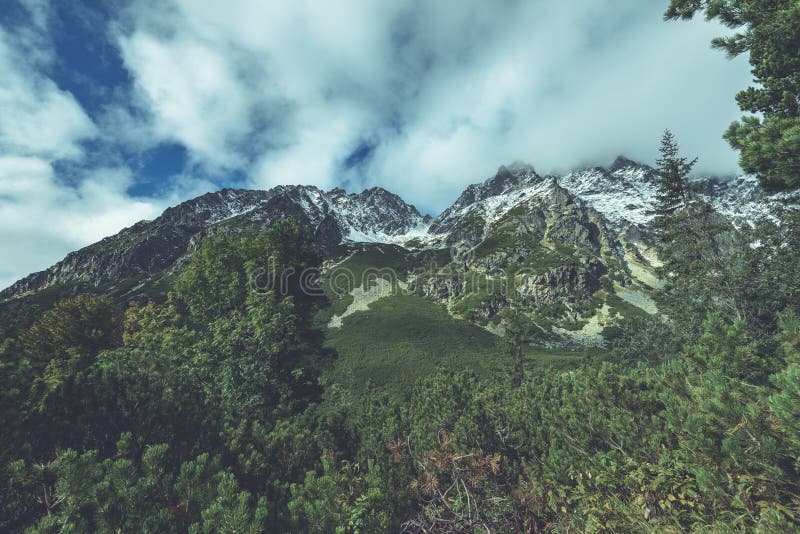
[0,0,751,288]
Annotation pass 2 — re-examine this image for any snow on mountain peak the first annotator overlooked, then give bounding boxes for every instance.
[321,186,431,243]
[429,164,556,235]
[127,159,788,250]
[559,160,783,236]
[1,157,788,301]
[429,158,784,243]
[163,183,432,246]
[558,163,660,233]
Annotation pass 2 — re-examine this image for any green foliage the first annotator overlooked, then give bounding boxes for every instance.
[0,304,42,340]
[322,293,586,399]
[0,223,325,531]
[374,310,800,531]
[651,132,742,340]
[768,310,800,471]
[498,307,530,387]
[10,435,266,533]
[289,455,390,533]
[189,472,269,534]
[176,219,317,322]
[174,235,249,321]
[323,294,498,397]
[2,190,800,532]
[316,243,424,320]
[19,294,121,372]
[3,228,798,533]
[736,210,800,334]
[665,0,800,190]
[610,315,681,363]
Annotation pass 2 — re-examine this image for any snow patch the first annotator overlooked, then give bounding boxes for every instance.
[552,305,610,347]
[327,278,398,328]
[615,287,658,315]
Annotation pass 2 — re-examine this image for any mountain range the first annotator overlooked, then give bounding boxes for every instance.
[1,157,790,344]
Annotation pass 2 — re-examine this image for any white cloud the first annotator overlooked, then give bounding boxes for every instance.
[361,3,752,212]
[0,29,96,159]
[0,19,163,290]
[0,0,756,286]
[113,0,399,176]
[116,30,265,169]
[112,0,752,215]
[0,157,164,289]
[252,100,375,190]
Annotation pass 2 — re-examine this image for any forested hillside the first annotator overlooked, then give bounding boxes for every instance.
[1,0,799,532]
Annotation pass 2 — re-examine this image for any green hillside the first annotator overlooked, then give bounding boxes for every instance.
[322,293,587,397]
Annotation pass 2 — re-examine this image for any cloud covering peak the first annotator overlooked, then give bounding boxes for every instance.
[0,0,751,288]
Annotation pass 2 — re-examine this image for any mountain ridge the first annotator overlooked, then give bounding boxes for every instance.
[0,158,785,304]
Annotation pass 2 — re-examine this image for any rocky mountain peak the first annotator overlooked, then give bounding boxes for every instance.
[486,163,540,195]
[0,157,781,306]
[429,165,555,235]
[607,155,643,173]
[429,165,534,226]
[158,188,269,227]
[354,187,421,213]
[0,181,430,302]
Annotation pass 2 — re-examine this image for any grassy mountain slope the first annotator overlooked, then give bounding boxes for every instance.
[322,293,589,398]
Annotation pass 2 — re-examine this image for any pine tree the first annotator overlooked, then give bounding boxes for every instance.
[654,129,695,217]
[652,129,699,273]
[665,0,800,190]
[19,294,121,372]
[769,311,800,469]
[651,131,737,333]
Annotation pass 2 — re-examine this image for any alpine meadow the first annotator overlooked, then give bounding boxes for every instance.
[1,1,800,532]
